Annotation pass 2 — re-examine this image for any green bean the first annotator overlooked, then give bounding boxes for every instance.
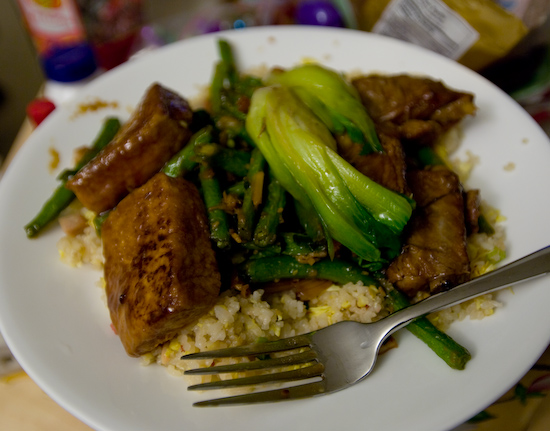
[24,117,121,238]
[212,148,251,177]
[162,126,213,178]
[222,104,248,122]
[237,75,263,98]
[243,243,283,260]
[237,147,265,242]
[218,39,263,100]
[93,211,110,236]
[56,117,121,181]
[199,164,231,249]
[227,181,245,197]
[211,39,263,153]
[162,142,197,178]
[24,186,77,238]
[281,232,326,257]
[253,172,286,247]
[210,62,225,116]
[220,118,256,149]
[384,286,471,370]
[240,255,377,286]
[210,61,246,121]
[240,255,471,370]
[218,39,238,89]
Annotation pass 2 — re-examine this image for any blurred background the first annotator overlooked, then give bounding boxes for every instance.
[0,0,212,165]
[0,0,549,169]
[0,0,189,162]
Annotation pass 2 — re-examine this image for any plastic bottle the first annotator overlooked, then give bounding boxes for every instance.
[16,0,97,82]
[77,0,143,71]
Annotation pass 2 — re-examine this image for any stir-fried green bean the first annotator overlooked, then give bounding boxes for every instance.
[162,126,214,178]
[240,255,471,370]
[218,39,238,90]
[226,181,245,197]
[280,232,326,257]
[237,147,265,242]
[246,85,412,262]
[211,39,262,147]
[384,285,472,370]
[24,117,121,238]
[253,171,286,247]
[28,38,476,375]
[199,164,231,249]
[240,255,377,286]
[212,148,251,177]
[93,211,110,236]
[210,61,226,117]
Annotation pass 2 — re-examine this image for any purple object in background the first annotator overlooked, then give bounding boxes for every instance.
[295,0,344,27]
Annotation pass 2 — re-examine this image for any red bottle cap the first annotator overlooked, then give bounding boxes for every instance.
[26,98,56,127]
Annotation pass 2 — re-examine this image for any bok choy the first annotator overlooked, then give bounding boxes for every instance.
[246,85,413,263]
[267,64,381,154]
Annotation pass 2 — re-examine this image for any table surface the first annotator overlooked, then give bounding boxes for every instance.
[1,117,549,431]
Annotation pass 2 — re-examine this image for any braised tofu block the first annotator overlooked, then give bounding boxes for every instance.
[386,166,470,297]
[67,83,193,213]
[102,172,221,357]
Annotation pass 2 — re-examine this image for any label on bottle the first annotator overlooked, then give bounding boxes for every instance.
[17,0,87,54]
[371,0,479,60]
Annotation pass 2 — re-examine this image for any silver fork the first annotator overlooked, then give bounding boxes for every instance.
[181,245,550,407]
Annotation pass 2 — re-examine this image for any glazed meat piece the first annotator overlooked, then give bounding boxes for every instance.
[102,172,221,357]
[386,165,470,297]
[337,132,409,194]
[352,74,476,145]
[66,83,193,213]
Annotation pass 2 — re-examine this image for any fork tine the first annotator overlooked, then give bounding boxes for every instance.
[184,350,318,375]
[193,381,326,407]
[187,362,324,391]
[181,334,312,360]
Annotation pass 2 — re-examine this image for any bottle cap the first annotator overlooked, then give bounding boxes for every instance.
[26,98,56,127]
[42,43,97,83]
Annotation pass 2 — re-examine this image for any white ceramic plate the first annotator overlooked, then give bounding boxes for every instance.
[1,26,550,431]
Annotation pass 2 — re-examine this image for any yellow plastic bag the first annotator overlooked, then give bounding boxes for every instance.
[356,0,528,70]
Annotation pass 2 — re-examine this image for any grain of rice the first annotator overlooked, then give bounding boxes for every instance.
[57,206,103,268]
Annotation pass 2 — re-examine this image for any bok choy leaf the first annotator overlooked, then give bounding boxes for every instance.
[246,85,413,263]
[267,64,381,154]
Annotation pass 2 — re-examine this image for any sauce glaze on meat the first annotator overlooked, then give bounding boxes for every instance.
[352,74,478,297]
[102,173,221,357]
[66,83,193,213]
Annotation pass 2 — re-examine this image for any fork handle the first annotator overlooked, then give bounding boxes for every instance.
[385,245,550,335]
